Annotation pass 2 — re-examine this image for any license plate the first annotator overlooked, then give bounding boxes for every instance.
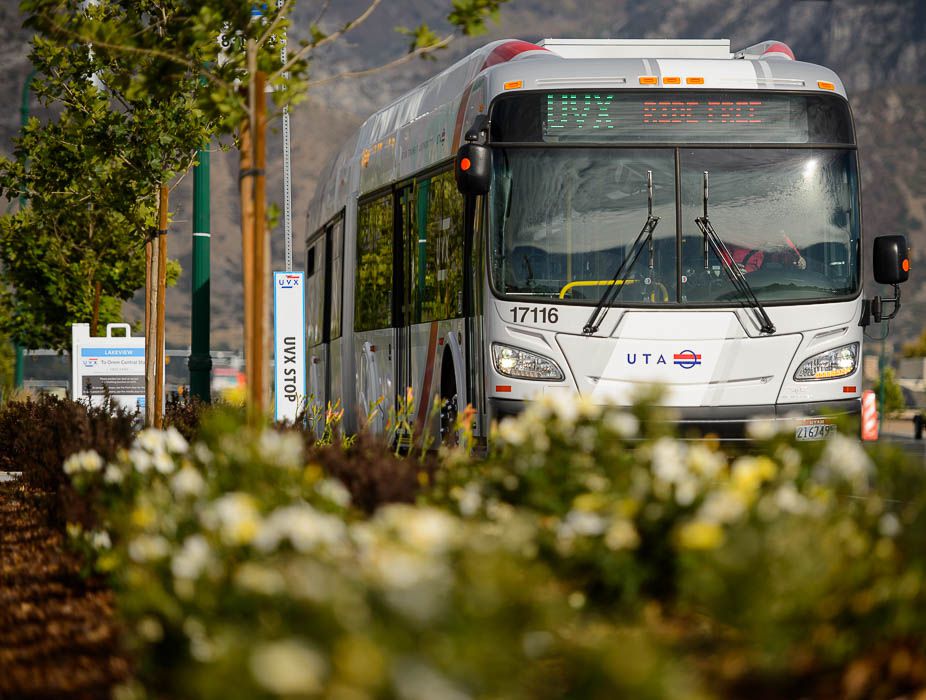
[795,420,837,441]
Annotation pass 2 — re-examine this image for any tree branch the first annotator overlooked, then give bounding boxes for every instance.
[257,0,295,50]
[274,0,382,78]
[304,33,453,88]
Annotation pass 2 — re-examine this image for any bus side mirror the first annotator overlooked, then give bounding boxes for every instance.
[873,234,909,285]
[869,234,909,323]
[454,143,491,196]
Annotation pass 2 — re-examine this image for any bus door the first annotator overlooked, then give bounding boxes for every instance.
[305,215,345,422]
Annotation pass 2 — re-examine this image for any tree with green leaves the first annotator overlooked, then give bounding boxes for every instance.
[14,0,508,417]
[873,366,907,416]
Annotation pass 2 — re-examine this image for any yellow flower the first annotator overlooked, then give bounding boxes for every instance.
[130,504,156,529]
[677,521,724,550]
[573,492,609,513]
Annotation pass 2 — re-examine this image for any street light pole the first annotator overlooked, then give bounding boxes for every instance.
[15,70,36,389]
[189,148,212,400]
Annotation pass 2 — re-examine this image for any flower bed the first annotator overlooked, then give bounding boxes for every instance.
[3,392,926,698]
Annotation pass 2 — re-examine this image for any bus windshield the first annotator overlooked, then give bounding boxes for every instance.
[489,147,860,305]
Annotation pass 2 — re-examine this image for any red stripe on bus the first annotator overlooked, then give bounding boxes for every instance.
[415,321,441,428]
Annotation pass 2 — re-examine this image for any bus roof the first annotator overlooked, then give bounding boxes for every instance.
[306,38,847,235]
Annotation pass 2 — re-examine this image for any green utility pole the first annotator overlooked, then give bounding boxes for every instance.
[188,148,212,400]
[14,70,36,388]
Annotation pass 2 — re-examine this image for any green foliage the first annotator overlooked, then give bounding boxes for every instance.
[902,327,926,357]
[873,366,907,415]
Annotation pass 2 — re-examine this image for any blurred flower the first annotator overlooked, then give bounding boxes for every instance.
[677,520,724,550]
[879,512,901,538]
[202,493,262,546]
[91,530,112,550]
[604,410,639,439]
[564,510,608,537]
[249,638,328,695]
[235,562,286,596]
[816,435,872,487]
[128,448,153,473]
[377,505,461,556]
[171,535,214,580]
[164,427,189,454]
[746,418,779,440]
[136,429,165,454]
[171,467,206,499]
[258,429,304,470]
[63,449,103,475]
[128,534,170,562]
[255,503,347,554]
[605,519,640,551]
[316,478,351,509]
[103,464,124,485]
[393,658,471,700]
[152,450,176,475]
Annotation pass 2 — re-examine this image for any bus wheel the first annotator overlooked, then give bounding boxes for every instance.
[440,353,458,445]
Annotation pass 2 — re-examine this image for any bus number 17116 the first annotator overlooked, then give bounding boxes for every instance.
[510,306,559,324]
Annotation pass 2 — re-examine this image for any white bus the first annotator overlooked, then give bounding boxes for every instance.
[305,38,909,440]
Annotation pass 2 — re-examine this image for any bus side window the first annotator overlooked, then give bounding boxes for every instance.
[422,171,465,321]
[355,194,393,332]
[306,239,324,347]
[329,219,344,340]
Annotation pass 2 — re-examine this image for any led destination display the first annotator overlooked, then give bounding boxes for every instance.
[489,91,853,144]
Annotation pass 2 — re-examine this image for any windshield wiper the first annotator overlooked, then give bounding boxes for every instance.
[583,171,660,335]
[695,171,776,335]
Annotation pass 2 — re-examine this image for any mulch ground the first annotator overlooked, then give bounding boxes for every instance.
[0,480,129,699]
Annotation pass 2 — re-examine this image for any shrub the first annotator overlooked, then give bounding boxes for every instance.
[0,394,135,528]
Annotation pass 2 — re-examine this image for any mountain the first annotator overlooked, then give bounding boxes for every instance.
[1,0,924,355]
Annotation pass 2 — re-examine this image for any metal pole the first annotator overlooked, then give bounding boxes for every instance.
[189,148,212,400]
[14,70,35,388]
[278,0,293,271]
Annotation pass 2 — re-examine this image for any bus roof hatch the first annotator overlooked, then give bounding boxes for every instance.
[536,38,732,60]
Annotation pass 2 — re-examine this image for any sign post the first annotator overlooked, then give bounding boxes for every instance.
[71,323,146,413]
[273,272,305,422]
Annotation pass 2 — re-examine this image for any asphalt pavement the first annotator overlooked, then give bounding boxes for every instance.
[881,418,926,460]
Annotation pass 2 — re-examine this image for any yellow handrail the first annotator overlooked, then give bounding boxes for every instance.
[558,279,636,299]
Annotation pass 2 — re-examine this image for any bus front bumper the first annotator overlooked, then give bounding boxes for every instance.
[488,397,861,440]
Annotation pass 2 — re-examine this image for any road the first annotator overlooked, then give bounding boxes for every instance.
[881,418,926,460]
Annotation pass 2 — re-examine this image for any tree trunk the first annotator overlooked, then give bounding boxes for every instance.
[240,111,255,423]
[253,69,268,419]
[155,184,169,429]
[90,280,101,337]
[144,237,155,426]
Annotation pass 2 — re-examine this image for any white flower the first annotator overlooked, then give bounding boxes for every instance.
[879,512,901,538]
[574,426,597,452]
[315,478,351,508]
[674,478,699,506]
[193,442,213,465]
[201,493,262,546]
[651,438,688,485]
[171,535,213,580]
[816,435,872,486]
[393,658,471,700]
[164,427,189,454]
[379,505,461,556]
[171,467,206,499]
[91,530,112,550]
[63,450,103,475]
[774,483,810,515]
[257,429,304,469]
[455,483,482,517]
[604,411,639,439]
[136,429,165,454]
[497,418,526,446]
[564,510,608,536]
[128,534,170,562]
[604,520,640,551]
[686,444,725,479]
[128,448,153,474]
[152,450,176,475]
[746,418,779,440]
[234,562,286,596]
[249,639,327,696]
[697,490,747,525]
[254,503,347,554]
[103,464,124,485]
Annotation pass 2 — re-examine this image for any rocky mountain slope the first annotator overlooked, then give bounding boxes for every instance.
[1,0,924,353]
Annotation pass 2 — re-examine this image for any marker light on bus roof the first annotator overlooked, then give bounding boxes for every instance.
[639,76,658,85]
[794,343,858,381]
[818,81,836,91]
[663,76,681,84]
[686,77,705,85]
[504,80,523,90]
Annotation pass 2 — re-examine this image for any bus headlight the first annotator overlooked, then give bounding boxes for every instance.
[794,342,859,381]
[492,343,565,381]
